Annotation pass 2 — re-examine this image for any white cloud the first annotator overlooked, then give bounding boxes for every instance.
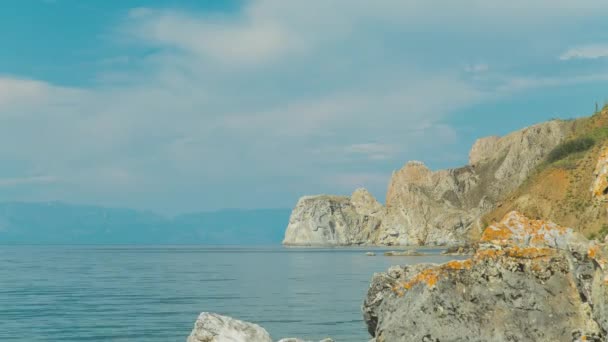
[345,143,396,161]
[2,1,608,212]
[560,45,608,60]
[127,8,294,66]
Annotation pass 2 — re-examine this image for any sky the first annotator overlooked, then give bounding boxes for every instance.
[1,0,608,214]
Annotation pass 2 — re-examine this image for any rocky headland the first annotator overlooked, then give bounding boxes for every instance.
[284,119,578,246]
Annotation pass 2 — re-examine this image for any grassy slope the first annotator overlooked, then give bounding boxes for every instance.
[481,106,608,240]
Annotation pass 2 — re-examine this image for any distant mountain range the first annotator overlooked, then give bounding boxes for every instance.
[0,202,291,244]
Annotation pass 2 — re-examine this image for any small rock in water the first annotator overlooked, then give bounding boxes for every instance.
[383,250,424,256]
[366,252,376,256]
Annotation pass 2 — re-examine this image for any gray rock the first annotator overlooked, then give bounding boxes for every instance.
[363,212,608,341]
[187,312,272,342]
[366,252,376,256]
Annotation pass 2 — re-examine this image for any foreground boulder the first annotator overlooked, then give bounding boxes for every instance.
[187,313,272,342]
[187,312,334,342]
[363,212,608,341]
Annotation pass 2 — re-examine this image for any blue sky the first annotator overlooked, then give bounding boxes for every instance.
[1,0,608,214]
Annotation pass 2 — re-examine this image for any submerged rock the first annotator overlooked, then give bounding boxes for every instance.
[187,312,272,342]
[383,250,425,257]
[363,212,608,341]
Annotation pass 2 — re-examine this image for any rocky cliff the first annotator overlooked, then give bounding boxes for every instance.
[363,212,608,341]
[284,119,575,246]
[283,189,384,246]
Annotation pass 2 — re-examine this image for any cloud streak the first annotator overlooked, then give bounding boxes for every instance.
[560,45,608,60]
[0,176,57,187]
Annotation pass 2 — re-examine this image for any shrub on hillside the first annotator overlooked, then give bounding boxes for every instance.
[547,137,595,163]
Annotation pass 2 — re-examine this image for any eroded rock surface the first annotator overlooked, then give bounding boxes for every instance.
[363,212,608,341]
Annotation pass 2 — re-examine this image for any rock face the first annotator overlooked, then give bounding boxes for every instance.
[284,120,574,246]
[283,190,383,246]
[363,212,608,341]
[187,312,272,342]
[377,120,573,246]
[469,136,500,166]
[351,188,386,218]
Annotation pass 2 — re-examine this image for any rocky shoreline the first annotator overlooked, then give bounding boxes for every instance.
[190,212,608,341]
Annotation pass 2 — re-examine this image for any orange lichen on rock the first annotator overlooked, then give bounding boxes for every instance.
[392,244,558,296]
[393,259,475,295]
[503,246,556,259]
[473,246,555,261]
[588,245,600,259]
[480,211,571,247]
[444,259,473,270]
[401,269,439,290]
[591,146,608,200]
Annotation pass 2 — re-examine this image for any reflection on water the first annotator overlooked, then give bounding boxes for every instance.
[0,245,464,341]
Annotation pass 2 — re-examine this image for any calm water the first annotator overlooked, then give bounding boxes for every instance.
[0,246,461,341]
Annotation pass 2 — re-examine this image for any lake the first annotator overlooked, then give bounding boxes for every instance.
[0,246,462,341]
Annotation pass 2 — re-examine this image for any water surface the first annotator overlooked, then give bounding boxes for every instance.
[0,246,462,341]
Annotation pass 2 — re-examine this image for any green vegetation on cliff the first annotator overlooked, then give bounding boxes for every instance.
[484,105,608,239]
